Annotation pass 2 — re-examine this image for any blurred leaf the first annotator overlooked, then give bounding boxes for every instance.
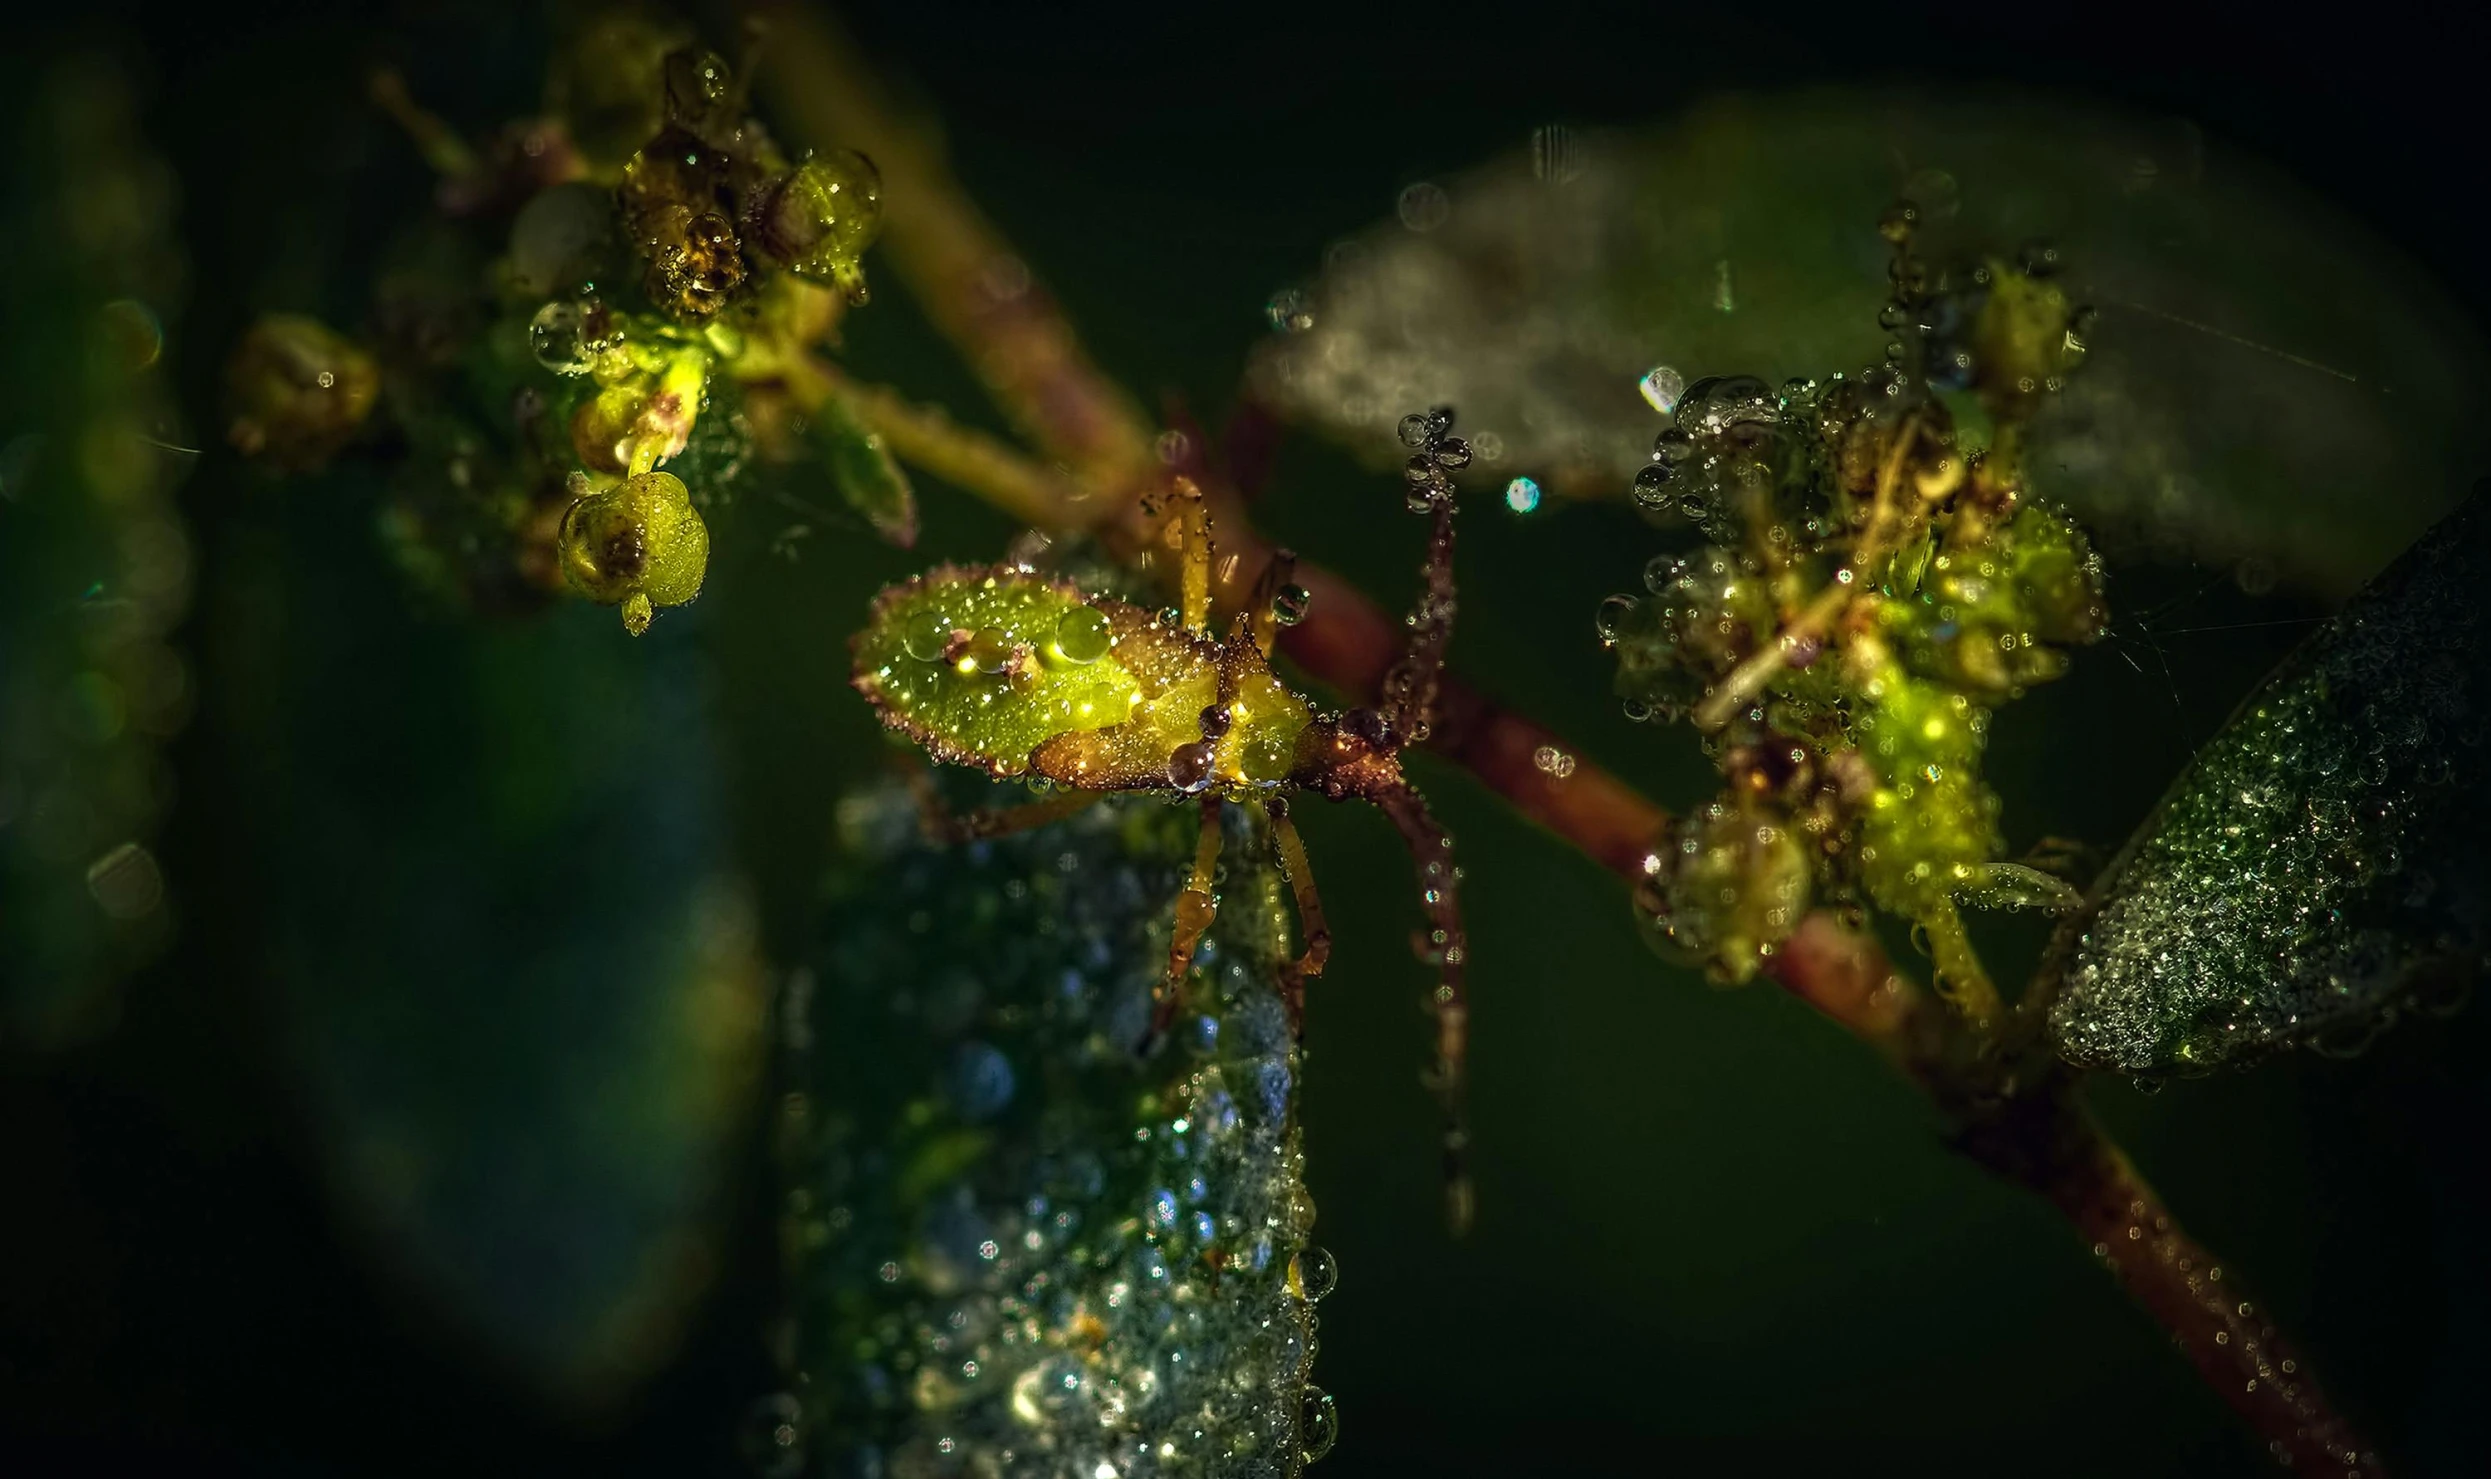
[814,392,918,547]
[1249,89,2491,597]
[779,784,1326,1476]
[210,488,763,1409]
[2048,488,2488,1075]
[0,54,194,1046]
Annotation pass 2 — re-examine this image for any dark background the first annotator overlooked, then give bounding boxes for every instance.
[5,2,2488,1475]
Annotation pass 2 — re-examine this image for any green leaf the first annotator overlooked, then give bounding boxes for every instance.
[2047,489,2489,1074]
[781,783,1328,1475]
[814,391,918,547]
[215,487,762,1409]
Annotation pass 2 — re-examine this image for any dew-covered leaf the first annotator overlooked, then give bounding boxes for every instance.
[2047,489,2488,1075]
[1250,90,2491,596]
[778,783,1328,1476]
[213,490,762,1408]
[814,391,919,547]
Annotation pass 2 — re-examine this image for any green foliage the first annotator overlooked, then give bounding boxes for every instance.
[2049,490,2489,1073]
[781,785,1329,1476]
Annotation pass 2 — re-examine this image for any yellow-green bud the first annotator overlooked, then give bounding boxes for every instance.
[558,470,709,634]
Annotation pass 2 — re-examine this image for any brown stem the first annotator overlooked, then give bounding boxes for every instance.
[754,8,2387,1467]
[1982,1090,2387,1478]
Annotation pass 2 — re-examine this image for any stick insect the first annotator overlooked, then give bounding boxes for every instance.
[851,408,1478,1229]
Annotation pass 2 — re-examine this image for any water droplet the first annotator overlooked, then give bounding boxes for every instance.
[1272,583,1313,626]
[1639,365,1685,415]
[1300,1386,1340,1462]
[1397,412,1434,449]
[528,300,594,375]
[1051,605,1112,664]
[1293,1245,1339,1301]
[1631,463,1673,509]
[1595,594,1636,643]
[1168,741,1216,793]
[901,610,952,662]
[1502,476,1542,513]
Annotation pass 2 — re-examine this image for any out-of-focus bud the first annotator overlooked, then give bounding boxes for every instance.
[225,314,379,472]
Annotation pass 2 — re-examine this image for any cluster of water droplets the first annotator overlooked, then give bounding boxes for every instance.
[779,784,1335,1477]
[2051,491,2488,1074]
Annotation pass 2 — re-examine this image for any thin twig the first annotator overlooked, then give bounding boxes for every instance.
[750,6,2388,1466]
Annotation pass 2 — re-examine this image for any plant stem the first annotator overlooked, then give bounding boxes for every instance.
[751,6,2390,1467]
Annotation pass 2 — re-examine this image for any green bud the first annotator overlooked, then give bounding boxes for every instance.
[558,470,710,634]
[756,151,884,304]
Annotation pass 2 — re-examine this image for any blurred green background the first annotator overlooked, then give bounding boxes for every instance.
[4,2,2487,1474]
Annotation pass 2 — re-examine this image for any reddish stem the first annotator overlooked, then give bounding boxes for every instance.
[2041,1114,2385,1477]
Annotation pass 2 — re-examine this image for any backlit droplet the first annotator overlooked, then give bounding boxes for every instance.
[1168,741,1216,793]
[1639,365,1686,415]
[1273,583,1313,626]
[904,609,952,662]
[1293,1245,1339,1301]
[1050,605,1112,665]
[1300,1386,1340,1462]
[1503,476,1541,513]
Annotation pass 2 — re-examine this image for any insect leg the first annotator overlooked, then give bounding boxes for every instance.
[1248,547,1299,658]
[1259,795,1333,1025]
[916,784,1102,844]
[1379,457,1461,747]
[1158,793,1226,1029]
[1169,476,1214,636]
[1371,781,1474,1234]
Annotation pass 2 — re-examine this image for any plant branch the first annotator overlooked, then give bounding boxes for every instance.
[754,6,2388,1467]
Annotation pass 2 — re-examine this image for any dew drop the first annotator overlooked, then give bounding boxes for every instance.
[1503,476,1542,513]
[1051,605,1112,664]
[1168,740,1216,793]
[1293,1245,1339,1301]
[902,609,951,663]
[1272,583,1313,626]
[1639,365,1686,415]
[1300,1386,1340,1462]
[1595,594,1636,643]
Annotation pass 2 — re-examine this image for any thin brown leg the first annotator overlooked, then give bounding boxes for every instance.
[1158,794,1225,1030]
[910,775,1100,844]
[1371,781,1473,1234]
[1380,413,1464,746]
[1259,796,1332,1024]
